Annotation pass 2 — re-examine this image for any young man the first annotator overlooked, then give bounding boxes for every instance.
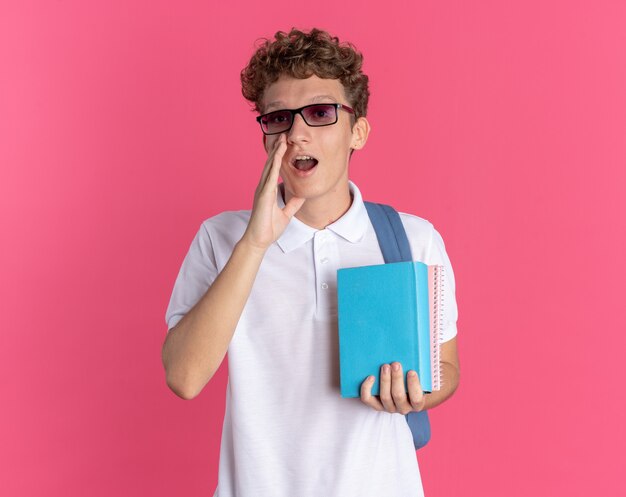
[163,28,459,497]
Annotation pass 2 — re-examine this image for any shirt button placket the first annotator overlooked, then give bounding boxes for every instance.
[313,230,336,317]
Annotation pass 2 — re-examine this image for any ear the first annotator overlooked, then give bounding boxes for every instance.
[350,117,371,151]
[262,134,268,152]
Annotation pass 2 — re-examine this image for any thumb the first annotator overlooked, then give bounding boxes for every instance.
[282,196,306,219]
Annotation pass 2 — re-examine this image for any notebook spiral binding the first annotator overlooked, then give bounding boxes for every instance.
[432,265,445,390]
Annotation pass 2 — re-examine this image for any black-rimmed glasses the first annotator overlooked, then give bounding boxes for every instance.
[256,103,355,135]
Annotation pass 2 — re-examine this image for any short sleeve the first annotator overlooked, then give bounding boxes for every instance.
[425,226,458,342]
[164,222,219,332]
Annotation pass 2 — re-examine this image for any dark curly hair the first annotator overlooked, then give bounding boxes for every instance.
[241,28,370,119]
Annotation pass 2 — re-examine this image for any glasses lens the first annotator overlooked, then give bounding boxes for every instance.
[261,110,292,134]
[302,104,337,126]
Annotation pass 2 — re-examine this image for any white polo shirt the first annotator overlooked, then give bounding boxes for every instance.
[165,181,458,497]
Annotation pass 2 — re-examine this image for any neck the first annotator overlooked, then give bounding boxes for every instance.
[282,184,353,230]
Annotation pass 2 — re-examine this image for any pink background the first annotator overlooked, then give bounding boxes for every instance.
[2,1,625,496]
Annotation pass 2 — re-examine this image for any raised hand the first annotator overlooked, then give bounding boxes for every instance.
[242,133,306,251]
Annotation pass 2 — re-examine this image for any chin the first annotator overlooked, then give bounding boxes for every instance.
[282,183,317,199]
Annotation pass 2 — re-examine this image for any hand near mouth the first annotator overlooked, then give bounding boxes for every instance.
[242,133,306,252]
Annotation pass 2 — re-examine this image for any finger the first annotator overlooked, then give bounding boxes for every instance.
[360,375,384,411]
[257,134,285,193]
[282,196,305,219]
[390,362,412,414]
[406,370,425,412]
[379,364,396,412]
[267,133,287,185]
[260,134,285,183]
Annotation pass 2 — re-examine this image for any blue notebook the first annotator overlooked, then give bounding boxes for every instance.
[337,261,444,398]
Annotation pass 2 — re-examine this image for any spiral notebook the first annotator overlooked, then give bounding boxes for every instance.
[337,261,444,398]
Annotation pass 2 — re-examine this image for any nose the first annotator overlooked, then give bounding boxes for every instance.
[286,113,311,144]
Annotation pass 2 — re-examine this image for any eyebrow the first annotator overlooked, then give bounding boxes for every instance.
[263,95,339,113]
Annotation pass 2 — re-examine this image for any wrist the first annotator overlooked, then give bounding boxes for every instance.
[236,234,271,259]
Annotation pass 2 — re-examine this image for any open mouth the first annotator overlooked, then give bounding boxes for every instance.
[291,155,319,172]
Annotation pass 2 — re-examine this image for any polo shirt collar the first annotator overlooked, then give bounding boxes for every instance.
[275,181,369,253]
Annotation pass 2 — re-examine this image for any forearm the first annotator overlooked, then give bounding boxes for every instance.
[162,238,266,399]
[423,360,460,410]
